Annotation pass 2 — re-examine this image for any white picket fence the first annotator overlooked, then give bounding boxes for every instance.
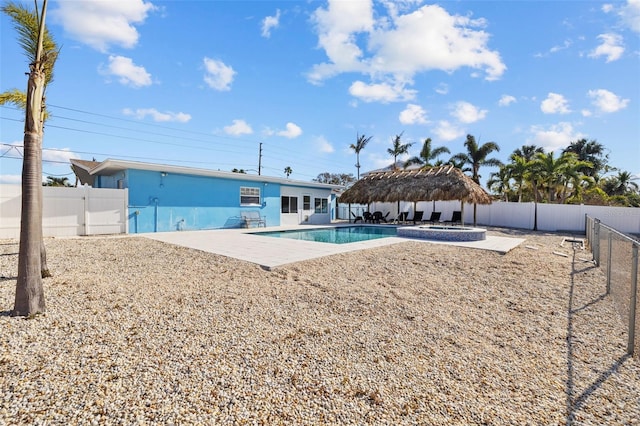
[0,185,128,239]
[341,200,640,235]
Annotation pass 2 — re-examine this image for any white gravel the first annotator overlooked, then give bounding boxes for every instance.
[1,228,638,425]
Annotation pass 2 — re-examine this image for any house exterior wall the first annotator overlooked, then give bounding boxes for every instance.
[91,169,335,233]
[280,185,335,226]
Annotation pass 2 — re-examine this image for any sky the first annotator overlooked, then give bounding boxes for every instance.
[1,0,639,189]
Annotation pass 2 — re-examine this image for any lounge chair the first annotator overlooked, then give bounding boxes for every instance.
[424,211,441,224]
[407,210,424,224]
[363,211,374,223]
[443,211,462,225]
[392,211,409,224]
[241,211,266,228]
[351,211,363,223]
[372,211,390,223]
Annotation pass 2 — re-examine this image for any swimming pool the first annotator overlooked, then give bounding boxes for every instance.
[252,226,398,244]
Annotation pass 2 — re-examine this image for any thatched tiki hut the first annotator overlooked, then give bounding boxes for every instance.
[339,165,492,225]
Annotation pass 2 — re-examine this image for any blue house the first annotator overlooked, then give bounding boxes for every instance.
[70,159,342,233]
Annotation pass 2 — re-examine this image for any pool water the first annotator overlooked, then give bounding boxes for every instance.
[252,226,398,244]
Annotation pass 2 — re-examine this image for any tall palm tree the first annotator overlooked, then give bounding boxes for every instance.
[505,155,531,202]
[601,171,639,196]
[451,134,502,184]
[555,153,594,203]
[563,138,608,177]
[487,167,512,201]
[532,151,574,203]
[511,144,544,162]
[2,0,57,316]
[387,132,413,170]
[403,137,450,169]
[451,135,502,225]
[349,133,372,179]
[284,166,293,178]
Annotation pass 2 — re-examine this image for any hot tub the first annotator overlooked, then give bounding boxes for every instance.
[397,225,486,241]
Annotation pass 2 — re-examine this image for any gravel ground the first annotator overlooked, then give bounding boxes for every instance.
[0,228,638,425]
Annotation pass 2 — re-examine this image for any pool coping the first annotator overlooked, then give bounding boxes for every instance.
[142,224,525,270]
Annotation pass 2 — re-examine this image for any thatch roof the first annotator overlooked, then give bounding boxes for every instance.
[339,165,492,205]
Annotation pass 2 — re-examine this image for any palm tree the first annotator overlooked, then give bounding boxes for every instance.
[555,153,594,203]
[487,167,512,201]
[563,138,608,177]
[44,176,71,187]
[2,0,57,316]
[349,133,372,179]
[511,144,544,162]
[601,171,639,196]
[284,166,293,178]
[451,134,502,184]
[505,155,531,202]
[451,135,502,225]
[403,137,450,169]
[387,132,413,170]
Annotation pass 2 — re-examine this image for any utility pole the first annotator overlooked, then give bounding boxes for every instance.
[258,142,262,175]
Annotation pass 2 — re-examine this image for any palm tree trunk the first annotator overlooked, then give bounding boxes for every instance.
[13,27,47,316]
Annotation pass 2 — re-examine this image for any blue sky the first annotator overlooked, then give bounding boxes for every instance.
[1,0,638,188]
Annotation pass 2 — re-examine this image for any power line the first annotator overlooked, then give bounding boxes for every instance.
[1,103,351,179]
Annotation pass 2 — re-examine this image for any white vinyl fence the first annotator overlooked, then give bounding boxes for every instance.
[341,200,640,235]
[0,184,128,239]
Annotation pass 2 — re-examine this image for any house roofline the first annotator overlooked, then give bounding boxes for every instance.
[83,158,342,190]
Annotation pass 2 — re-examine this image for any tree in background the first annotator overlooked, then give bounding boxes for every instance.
[43,176,72,187]
[511,144,544,162]
[451,134,502,184]
[563,138,608,177]
[451,134,502,225]
[284,166,293,178]
[387,133,413,170]
[231,168,246,173]
[403,137,450,169]
[313,172,355,186]
[2,0,58,316]
[349,133,372,179]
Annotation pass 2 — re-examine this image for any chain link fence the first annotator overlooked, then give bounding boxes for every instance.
[585,215,639,357]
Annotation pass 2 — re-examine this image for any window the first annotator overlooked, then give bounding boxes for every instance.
[303,195,311,210]
[314,198,328,214]
[240,187,261,205]
[281,196,298,213]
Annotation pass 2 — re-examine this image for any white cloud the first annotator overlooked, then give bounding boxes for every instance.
[314,136,335,153]
[587,89,630,113]
[399,104,428,125]
[103,55,152,87]
[52,0,155,52]
[581,109,593,117]
[349,80,416,103]
[433,120,464,141]
[620,0,640,33]
[123,108,191,123]
[529,122,585,152]
[602,4,615,13]
[309,1,506,90]
[261,9,281,38]
[434,83,449,95]
[540,92,571,114]
[589,33,624,62]
[498,95,516,107]
[43,147,77,164]
[203,57,236,91]
[223,119,253,135]
[277,122,303,139]
[451,101,487,123]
